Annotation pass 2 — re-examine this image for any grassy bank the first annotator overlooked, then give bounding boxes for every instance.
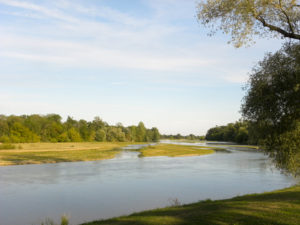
[0,142,220,166]
[138,144,216,157]
[161,139,206,143]
[0,142,139,166]
[82,185,300,225]
[218,145,259,149]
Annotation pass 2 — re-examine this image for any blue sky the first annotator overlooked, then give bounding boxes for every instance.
[0,0,284,135]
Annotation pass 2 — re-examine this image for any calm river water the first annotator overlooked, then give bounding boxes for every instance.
[0,142,297,225]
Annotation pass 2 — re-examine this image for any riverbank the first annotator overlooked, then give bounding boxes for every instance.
[82,185,300,225]
[0,142,223,166]
[0,142,141,166]
[138,144,216,157]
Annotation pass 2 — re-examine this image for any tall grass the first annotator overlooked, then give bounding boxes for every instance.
[40,215,69,225]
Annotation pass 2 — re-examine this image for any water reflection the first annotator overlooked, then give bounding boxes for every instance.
[0,142,297,225]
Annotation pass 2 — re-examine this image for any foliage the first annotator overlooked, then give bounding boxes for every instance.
[0,114,160,143]
[205,121,255,144]
[40,215,69,225]
[60,215,69,225]
[161,134,205,141]
[95,129,106,142]
[197,0,300,47]
[242,43,300,174]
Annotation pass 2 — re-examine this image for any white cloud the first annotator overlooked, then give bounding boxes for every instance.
[0,32,214,71]
[0,0,77,22]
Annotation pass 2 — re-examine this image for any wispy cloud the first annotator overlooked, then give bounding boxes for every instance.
[0,0,218,73]
[0,31,214,71]
[0,0,77,22]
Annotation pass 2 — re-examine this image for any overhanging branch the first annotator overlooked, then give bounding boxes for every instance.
[256,16,300,40]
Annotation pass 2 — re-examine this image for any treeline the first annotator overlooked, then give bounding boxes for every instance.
[161,134,205,141]
[0,114,160,143]
[205,121,257,145]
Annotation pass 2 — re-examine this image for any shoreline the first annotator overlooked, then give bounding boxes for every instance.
[0,142,227,166]
[81,184,300,225]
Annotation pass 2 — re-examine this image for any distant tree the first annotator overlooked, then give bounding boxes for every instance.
[116,122,123,128]
[9,122,40,143]
[106,127,125,142]
[223,123,236,141]
[199,136,205,140]
[175,133,183,139]
[46,114,62,123]
[58,132,69,142]
[151,127,160,142]
[67,128,81,142]
[136,122,147,142]
[65,116,78,130]
[88,130,96,142]
[123,127,133,142]
[91,117,106,130]
[197,0,300,47]
[0,114,160,143]
[235,127,249,144]
[46,122,64,142]
[23,114,43,135]
[205,121,250,144]
[95,129,106,142]
[78,120,90,141]
[0,115,9,137]
[128,126,137,141]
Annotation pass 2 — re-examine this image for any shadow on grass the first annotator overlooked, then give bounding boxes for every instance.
[1,153,74,164]
[0,148,122,165]
[82,186,300,225]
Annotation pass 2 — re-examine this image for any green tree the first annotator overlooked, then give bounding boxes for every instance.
[136,122,146,142]
[151,127,160,142]
[67,128,81,142]
[45,122,64,142]
[0,114,161,143]
[58,132,70,142]
[65,116,78,130]
[78,119,90,141]
[10,122,40,143]
[106,127,126,142]
[91,116,106,130]
[128,126,137,141]
[95,129,106,142]
[235,127,249,144]
[0,115,9,138]
[197,0,300,47]
[242,43,300,174]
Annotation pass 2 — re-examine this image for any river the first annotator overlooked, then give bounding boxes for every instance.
[0,141,297,225]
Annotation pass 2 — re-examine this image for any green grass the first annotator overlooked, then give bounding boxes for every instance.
[162,139,206,143]
[82,185,300,225]
[138,144,216,157]
[0,143,16,150]
[218,145,259,149]
[0,142,142,166]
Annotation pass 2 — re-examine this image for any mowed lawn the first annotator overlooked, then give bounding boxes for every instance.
[0,142,136,166]
[138,144,216,157]
[82,185,300,225]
